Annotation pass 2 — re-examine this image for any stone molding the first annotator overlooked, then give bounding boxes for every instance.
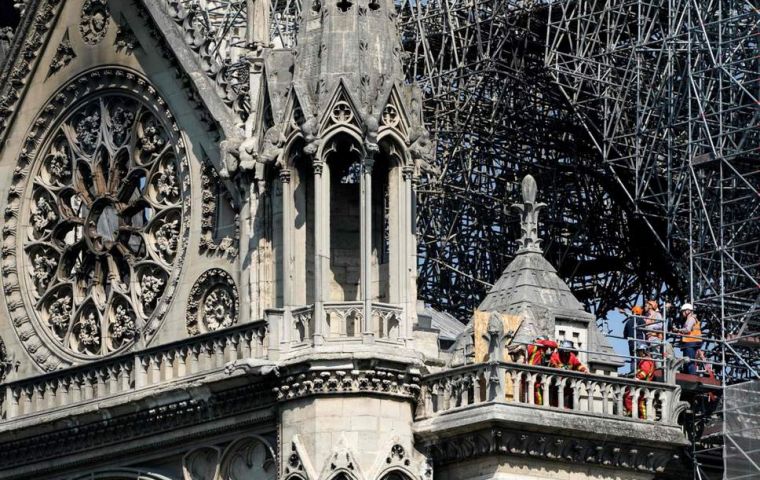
[1,68,191,370]
[273,368,420,402]
[423,427,679,474]
[162,0,249,121]
[0,0,64,142]
[71,468,175,480]
[0,379,277,475]
[283,435,429,480]
[199,162,239,257]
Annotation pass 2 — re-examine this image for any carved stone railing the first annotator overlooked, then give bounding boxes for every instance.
[372,302,403,340]
[324,301,365,338]
[417,362,686,425]
[282,302,405,344]
[1,321,268,421]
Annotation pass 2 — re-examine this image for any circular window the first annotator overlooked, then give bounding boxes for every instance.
[2,70,190,368]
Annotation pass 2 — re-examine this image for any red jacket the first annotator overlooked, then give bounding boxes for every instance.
[548,351,588,373]
[527,339,557,366]
[636,358,655,381]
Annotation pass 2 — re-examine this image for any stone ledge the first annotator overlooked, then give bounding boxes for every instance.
[0,375,277,478]
[413,402,688,448]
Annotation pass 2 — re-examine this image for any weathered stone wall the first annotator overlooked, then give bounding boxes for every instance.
[435,455,653,480]
[280,395,422,478]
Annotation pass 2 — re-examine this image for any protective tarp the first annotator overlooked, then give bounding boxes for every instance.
[725,380,760,479]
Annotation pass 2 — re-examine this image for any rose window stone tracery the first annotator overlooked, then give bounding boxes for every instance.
[11,83,189,362]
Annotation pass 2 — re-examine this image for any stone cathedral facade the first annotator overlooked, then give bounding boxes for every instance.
[0,1,688,479]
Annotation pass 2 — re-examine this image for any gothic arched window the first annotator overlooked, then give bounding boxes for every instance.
[380,472,412,480]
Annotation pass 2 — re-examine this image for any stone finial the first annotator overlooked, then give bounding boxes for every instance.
[512,175,546,253]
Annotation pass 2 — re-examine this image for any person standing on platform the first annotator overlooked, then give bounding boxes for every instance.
[625,344,656,418]
[675,303,702,375]
[548,340,588,408]
[622,305,645,372]
[526,335,557,404]
[644,300,665,355]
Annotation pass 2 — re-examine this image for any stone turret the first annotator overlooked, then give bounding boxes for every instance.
[246,0,430,356]
[244,2,433,477]
[451,175,620,372]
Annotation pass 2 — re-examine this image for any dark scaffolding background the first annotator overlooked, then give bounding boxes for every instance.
[3,1,755,477]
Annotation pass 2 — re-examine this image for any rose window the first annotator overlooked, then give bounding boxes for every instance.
[22,94,186,358]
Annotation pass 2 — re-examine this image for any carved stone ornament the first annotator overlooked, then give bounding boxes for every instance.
[79,0,110,45]
[0,337,17,382]
[200,163,239,257]
[274,369,420,401]
[218,436,277,480]
[320,436,365,480]
[165,0,249,119]
[512,174,546,253]
[183,446,220,480]
[425,427,678,474]
[186,269,239,336]
[47,30,75,77]
[114,21,139,54]
[2,69,191,370]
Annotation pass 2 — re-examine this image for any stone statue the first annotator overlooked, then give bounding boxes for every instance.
[247,0,271,49]
[220,138,243,178]
[485,311,504,362]
[239,136,259,171]
[0,28,14,65]
[301,116,321,156]
[409,128,439,176]
[260,123,286,166]
[225,358,280,377]
[364,115,379,154]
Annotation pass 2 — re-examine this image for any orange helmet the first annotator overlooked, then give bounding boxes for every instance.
[631,305,643,315]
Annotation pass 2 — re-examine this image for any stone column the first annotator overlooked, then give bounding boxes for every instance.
[248,181,263,320]
[313,161,325,344]
[280,168,293,312]
[244,53,265,322]
[361,157,374,341]
[402,165,415,340]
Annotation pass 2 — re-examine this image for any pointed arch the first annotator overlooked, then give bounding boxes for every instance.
[218,435,276,480]
[378,470,415,480]
[70,469,176,480]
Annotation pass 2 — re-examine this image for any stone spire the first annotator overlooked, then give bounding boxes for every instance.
[511,174,546,254]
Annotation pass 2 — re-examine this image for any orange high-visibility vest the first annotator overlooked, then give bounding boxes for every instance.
[683,314,702,344]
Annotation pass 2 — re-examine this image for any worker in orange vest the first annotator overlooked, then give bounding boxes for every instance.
[526,335,557,404]
[675,303,702,375]
[624,344,656,418]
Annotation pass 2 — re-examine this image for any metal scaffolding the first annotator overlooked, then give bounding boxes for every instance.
[69,0,759,476]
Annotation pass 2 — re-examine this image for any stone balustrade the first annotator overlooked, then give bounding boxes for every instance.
[417,362,685,425]
[286,302,405,343]
[1,321,268,421]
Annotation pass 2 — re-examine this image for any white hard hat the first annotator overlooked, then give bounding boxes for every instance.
[680,303,694,312]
